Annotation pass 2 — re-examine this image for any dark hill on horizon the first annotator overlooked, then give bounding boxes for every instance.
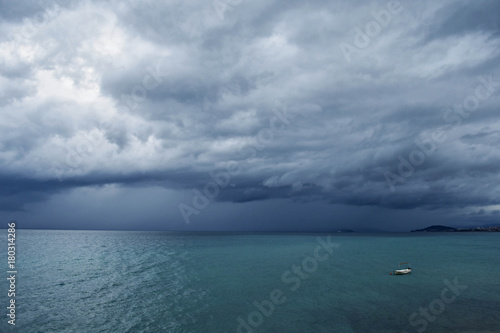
[412,225,500,232]
[412,225,457,232]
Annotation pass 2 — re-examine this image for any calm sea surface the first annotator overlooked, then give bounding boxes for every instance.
[1,230,499,333]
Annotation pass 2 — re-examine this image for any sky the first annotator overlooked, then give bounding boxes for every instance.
[1,0,500,232]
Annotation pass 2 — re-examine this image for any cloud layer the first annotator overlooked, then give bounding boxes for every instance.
[1,0,500,230]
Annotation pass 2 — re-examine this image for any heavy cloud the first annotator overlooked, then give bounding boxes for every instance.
[1,0,500,230]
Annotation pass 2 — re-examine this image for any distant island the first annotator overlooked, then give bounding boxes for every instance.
[411,225,500,232]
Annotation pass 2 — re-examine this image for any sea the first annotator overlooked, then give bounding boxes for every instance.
[0,230,499,333]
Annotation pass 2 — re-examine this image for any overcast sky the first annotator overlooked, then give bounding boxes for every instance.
[1,0,500,231]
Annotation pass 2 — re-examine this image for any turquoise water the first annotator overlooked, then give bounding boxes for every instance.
[1,230,499,332]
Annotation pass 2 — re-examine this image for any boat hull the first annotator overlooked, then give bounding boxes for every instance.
[394,268,411,275]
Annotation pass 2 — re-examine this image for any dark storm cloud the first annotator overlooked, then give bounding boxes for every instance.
[425,0,500,42]
[1,0,500,228]
[0,0,47,22]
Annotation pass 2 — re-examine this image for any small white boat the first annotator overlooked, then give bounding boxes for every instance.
[393,262,412,275]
